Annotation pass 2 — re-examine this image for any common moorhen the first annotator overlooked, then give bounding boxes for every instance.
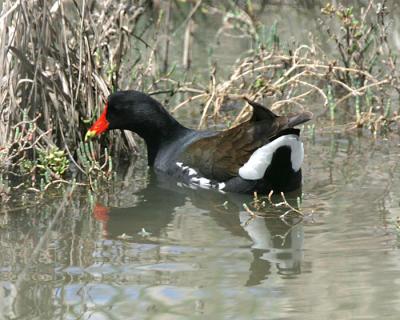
[86,90,312,193]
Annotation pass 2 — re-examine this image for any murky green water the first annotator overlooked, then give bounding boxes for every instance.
[2,132,400,320]
[2,1,400,319]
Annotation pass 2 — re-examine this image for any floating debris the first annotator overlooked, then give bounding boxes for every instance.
[138,228,152,237]
[117,233,133,240]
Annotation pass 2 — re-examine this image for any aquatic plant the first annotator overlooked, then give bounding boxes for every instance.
[0,0,147,195]
[243,191,306,220]
[173,1,399,131]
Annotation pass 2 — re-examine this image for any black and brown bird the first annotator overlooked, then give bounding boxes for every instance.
[86,91,312,193]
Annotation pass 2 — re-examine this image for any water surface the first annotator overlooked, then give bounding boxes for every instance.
[1,132,400,319]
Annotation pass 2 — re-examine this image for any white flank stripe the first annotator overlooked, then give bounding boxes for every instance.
[176,162,226,192]
[191,177,211,187]
[238,134,304,180]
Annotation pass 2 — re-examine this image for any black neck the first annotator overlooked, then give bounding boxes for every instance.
[133,115,189,166]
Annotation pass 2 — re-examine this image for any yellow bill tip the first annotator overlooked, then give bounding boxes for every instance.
[85,130,97,141]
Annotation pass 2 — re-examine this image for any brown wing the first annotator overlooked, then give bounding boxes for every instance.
[179,99,313,181]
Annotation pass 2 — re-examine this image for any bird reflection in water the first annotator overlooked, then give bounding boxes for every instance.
[93,171,304,286]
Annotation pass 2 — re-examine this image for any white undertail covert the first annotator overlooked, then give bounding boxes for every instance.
[238,134,304,180]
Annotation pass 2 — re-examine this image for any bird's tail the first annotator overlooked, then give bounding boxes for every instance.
[286,111,313,128]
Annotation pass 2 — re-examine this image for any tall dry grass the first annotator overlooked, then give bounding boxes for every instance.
[0,0,155,191]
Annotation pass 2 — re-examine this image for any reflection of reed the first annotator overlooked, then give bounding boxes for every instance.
[0,186,83,318]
